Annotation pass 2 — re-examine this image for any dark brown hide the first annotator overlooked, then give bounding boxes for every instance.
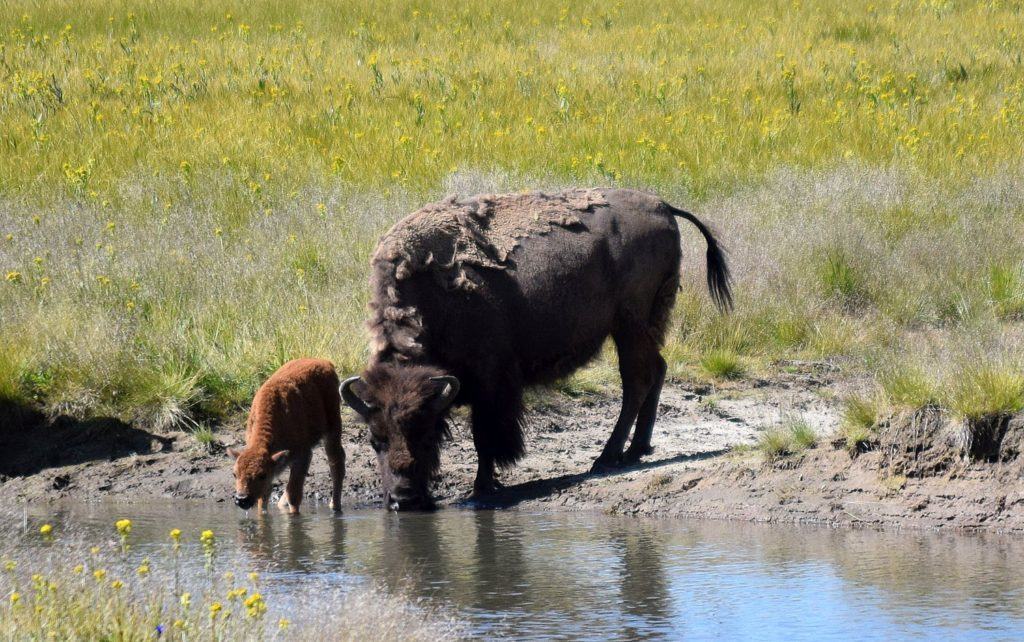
[348,188,731,509]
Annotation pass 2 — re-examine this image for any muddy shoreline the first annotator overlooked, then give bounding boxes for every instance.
[3,365,1023,534]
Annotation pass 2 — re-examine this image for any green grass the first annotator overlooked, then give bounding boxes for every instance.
[699,349,746,381]
[989,263,1024,321]
[946,365,1024,420]
[1,0,1023,427]
[189,423,216,450]
[840,394,881,453]
[757,418,817,459]
[880,366,938,409]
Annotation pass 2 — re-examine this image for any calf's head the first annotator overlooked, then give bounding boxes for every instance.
[226,447,290,511]
[341,364,459,511]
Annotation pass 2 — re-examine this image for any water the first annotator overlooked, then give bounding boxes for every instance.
[18,501,1024,640]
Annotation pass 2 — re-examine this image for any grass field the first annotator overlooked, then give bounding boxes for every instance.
[1,0,1023,433]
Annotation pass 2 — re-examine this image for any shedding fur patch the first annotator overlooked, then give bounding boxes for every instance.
[369,189,609,360]
[377,188,607,286]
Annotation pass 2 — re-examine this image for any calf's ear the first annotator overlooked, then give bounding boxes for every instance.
[227,447,242,460]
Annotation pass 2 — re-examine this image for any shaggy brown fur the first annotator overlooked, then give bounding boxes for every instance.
[228,358,345,514]
[344,188,731,510]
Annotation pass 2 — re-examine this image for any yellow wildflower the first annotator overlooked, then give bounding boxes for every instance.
[9,593,20,605]
[39,524,52,536]
[93,569,107,581]
[110,580,123,590]
[180,592,191,608]
[5,271,22,283]
[115,519,132,535]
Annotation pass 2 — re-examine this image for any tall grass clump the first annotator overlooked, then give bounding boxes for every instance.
[840,394,882,454]
[699,349,747,381]
[879,366,937,409]
[757,418,817,460]
[946,365,1024,421]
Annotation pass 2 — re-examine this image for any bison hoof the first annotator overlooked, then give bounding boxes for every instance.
[472,479,505,497]
[622,445,654,465]
[590,456,623,474]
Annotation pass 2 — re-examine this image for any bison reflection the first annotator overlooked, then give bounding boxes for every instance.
[343,189,731,510]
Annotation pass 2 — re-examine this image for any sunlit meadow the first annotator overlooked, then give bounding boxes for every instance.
[2,0,1023,432]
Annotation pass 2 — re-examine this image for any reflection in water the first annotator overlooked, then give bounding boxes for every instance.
[24,501,1024,640]
[611,523,672,640]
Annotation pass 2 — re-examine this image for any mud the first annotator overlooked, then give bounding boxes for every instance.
[3,363,1024,534]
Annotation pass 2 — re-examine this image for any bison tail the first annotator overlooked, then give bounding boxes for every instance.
[667,205,733,312]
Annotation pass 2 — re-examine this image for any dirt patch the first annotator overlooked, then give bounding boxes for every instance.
[3,365,1024,534]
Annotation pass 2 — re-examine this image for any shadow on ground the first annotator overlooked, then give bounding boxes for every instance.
[0,400,173,479]
[465,449,729,508]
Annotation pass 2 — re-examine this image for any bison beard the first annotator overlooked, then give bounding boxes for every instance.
[343,188,731,510]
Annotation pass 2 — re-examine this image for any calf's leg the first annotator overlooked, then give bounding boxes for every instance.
[279,450,312,514]
[324,433,346,512]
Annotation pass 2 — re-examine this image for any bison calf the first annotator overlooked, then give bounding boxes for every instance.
[228,358,345,514]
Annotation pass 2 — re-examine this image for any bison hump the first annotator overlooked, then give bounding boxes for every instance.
[373,188,608,289]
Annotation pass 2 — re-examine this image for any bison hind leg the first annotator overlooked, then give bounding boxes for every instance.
[593,315,665,470]
[623,353,667,464]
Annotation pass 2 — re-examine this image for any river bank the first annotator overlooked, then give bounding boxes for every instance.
[3,362,1023,534]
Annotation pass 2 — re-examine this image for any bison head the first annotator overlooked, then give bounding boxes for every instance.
[340,364,459,511]
[227,447,289,511]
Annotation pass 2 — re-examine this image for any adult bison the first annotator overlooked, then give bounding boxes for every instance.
[341,188,731,510]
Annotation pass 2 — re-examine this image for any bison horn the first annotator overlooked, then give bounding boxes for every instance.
[340,376,372,417]
[429,375,460,407]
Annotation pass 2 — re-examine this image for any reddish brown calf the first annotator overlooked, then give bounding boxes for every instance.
[228,358,345,513]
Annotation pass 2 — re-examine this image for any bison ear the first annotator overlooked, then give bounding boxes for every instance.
[270,450,290,465]
[429,375,461,410]
[227,447,242,460]
[340,376,373,417]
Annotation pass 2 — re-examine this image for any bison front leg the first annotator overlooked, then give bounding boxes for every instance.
[469,386,526,497]
[279,450,312,514]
